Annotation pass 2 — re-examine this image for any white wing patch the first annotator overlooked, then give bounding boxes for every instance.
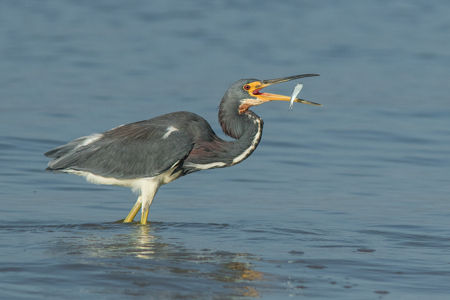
[162,126,179,139]
[77,134,103,148]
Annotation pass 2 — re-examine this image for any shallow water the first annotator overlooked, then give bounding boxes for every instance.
[1,0,450,299]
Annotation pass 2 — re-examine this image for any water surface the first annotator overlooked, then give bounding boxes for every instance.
[1,0,449,299]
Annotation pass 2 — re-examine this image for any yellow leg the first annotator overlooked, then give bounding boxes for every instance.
[141,209,149,225]
[123,196,142,223]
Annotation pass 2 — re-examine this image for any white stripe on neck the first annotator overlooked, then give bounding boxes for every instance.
[231,117,262,165]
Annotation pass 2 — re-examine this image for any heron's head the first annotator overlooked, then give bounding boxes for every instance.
[220,74,321,115]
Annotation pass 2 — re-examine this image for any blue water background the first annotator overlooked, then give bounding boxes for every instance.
[1,0,449,299]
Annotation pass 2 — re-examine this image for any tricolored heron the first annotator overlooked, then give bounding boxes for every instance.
[45,74,321,224]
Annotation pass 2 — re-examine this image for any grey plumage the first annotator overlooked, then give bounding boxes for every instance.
[45,112,220,179]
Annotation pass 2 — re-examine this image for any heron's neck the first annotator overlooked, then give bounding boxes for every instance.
[219,109,264,166]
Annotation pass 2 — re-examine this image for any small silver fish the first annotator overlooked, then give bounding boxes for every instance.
[289,83,303,110]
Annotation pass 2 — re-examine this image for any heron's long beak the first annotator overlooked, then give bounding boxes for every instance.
[250,74,321,106]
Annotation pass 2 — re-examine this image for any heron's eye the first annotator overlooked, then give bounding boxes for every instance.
[243,85,251,90]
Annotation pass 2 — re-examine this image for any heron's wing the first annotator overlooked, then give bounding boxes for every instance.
[46,121,194,179]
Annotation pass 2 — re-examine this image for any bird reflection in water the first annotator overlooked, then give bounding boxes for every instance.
[49,223,265,297]
[130,225,264,297]
[131,225,159,259]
